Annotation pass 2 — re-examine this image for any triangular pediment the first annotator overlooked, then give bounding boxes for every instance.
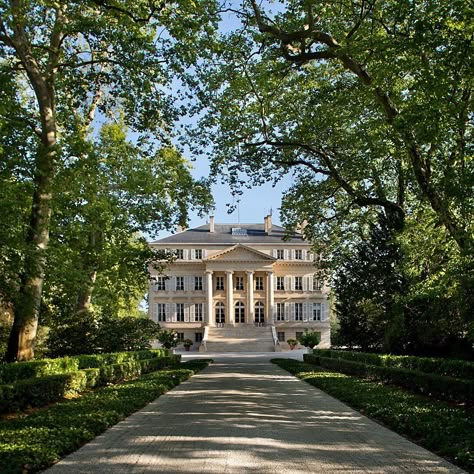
[205,244,276,262]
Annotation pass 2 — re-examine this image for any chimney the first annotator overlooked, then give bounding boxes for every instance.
[209,216,215,233]
[264,214,272,234]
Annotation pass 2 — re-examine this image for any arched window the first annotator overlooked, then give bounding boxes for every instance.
[215,302,225,324]
[255,301,265,324]
[235,301,245,323]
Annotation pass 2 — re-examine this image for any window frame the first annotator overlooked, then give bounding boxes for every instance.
[294,276,303,291]
[194,276,203,291]
[176,276,184,291]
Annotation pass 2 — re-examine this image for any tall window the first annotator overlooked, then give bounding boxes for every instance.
[312,303,322,321]
[276,303,285,321]
[295,303,303,321]
[194,303,203,322]
[276,277,285,290]
[156,303,166,322]
[177,332,184,341]
[255,301,264,324]
[175,249,184,259]
[277,249,284,259]
[294,276,303,291]
[195,332,203,343]
[176,303,185,322]
[154,276,166,291]
[235,276,244,290]
[176,276,184,291]
[194,276,203,291]
[216,276,224,291]
[277,331,285,342]
[195,249,202,259]
[295,249,303,260]
[313,277,322,291]
[215,302,225,324]
[235,301,245,323]
[255,276,264,290]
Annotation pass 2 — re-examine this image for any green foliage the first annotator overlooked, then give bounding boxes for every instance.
[312,349,474,379]
[0,355,181,414]
[0,361,211,473]
[45,313,161,357]
[273,359,474,471]
[296,330,321,348]
[157,329,179,349]
[304,354,473,405]
[0,349,169,383]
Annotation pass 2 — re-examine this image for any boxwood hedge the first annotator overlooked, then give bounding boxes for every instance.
[0,355,180,414]
[273,359,474,471]
[314,349,474,379]
[0,349,169,384]
[304,354,473,405]
[0,359,212,473]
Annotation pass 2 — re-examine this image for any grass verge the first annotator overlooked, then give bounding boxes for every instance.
[273,359,474,472]
[0,359,212,473]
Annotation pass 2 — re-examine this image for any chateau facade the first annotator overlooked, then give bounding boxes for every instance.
[148,216,331,351]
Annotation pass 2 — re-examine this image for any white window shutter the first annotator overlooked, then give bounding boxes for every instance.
[284,303,290,321]
[322,302,329,321]
[290,249,295,260]
[303,303,308,321]
[302,275,308,291]
[202,249,207,258]
[171,303,177,322]
[272,249,277,257]
[153,303,158,322]
[290,303,295,321]
[184,304,190,322]
[284,275,290,291]
[165,303,171,322]
[302,249,307,260]
[190,249,195,260]
[284,249,289,260]
[190,304,195,321]
[306,250,312,261]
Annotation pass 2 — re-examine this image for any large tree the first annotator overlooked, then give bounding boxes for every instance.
[0,0,218,360]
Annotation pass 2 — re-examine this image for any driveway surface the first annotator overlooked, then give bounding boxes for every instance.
[46,352,465,473]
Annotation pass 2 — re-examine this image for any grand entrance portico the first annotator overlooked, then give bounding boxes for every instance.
[204,244,276,327]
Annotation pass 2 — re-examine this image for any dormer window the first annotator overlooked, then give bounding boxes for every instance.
[176,249,184,259]
[195,249,202,259]
[295,249,303,260]
[277,249,284,259]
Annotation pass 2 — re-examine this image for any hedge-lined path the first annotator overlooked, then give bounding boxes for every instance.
[46,352,465,473]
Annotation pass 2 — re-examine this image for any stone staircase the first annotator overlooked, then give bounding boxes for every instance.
[204,325,275,352]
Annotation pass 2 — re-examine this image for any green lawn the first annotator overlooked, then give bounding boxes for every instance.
[273,359,474,472]
[0,359,211,473]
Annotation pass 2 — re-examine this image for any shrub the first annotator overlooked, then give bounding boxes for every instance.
[0,363,211,473]
[297,331,321,348]
[0,355,181,414]
[273,359,474,471]
[314,349,474,379]
[0,349,169,384]
[157,329,179,349]
[304,354,474,404]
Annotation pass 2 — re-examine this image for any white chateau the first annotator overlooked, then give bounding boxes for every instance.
[148,216,330,351]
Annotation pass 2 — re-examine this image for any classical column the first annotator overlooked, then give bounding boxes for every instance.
[267,270,275,323]
[226,271,234,326]
[205,270,213,326]
[246,271,254,324]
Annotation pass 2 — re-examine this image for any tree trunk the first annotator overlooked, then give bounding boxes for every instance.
[7,139,55,361]
[75,270,98,315]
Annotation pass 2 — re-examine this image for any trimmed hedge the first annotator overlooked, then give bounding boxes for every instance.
[0,355,180,414]
[0,360,212,474]
[304,353,474,404]
[273,359,474,471]
[313,349,474,379]
[0,349,169,384]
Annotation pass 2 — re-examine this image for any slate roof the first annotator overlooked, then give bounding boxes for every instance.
[150,223,306,245]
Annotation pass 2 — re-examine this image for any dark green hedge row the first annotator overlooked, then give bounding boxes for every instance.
[273,359,474,471]
[314,349,474,379]
[304,354,474,404]
[0,360,212,474]
[0,355,180,414]
[0,349,169,383]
